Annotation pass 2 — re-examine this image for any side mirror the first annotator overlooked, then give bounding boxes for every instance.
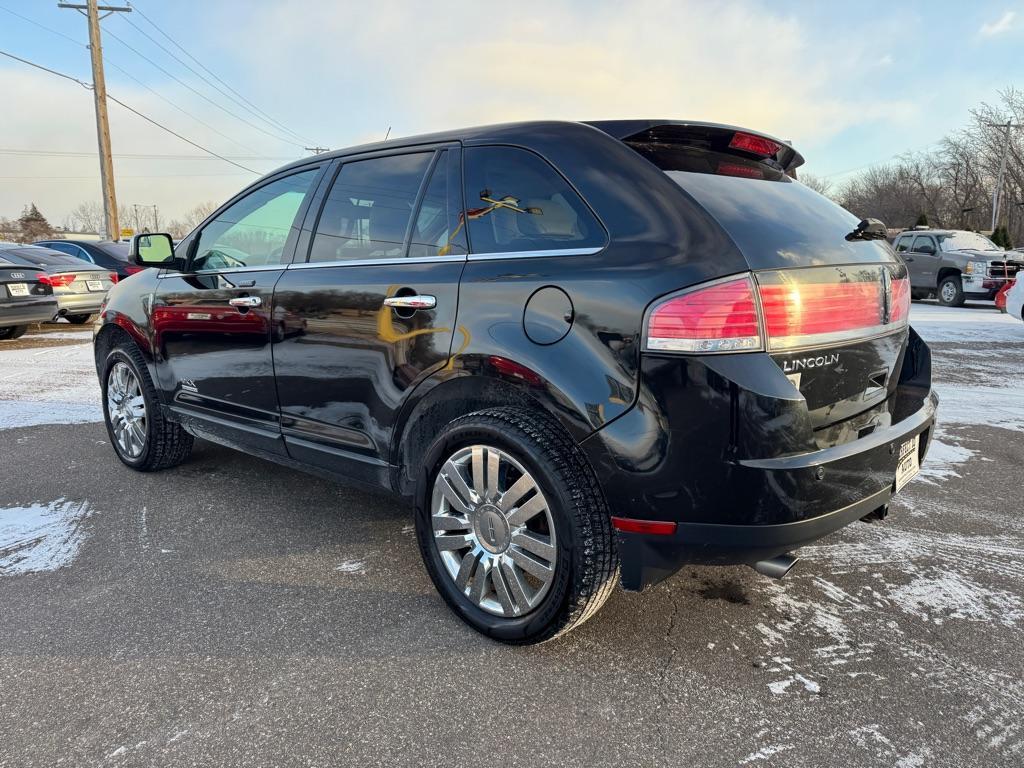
[130,232,176,268]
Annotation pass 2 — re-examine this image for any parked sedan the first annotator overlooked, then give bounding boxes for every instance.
[0,243,116,324]
[0,259,56,339]
[33,239,145,282]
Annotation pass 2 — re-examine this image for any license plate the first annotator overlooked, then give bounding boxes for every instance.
[894,435,920,493]
[86,280,104,291]
[6,283,28,297]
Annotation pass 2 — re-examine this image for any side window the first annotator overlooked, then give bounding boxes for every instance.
[408,150,467,259]
[462,146,605,254]
[911,236,935,253]
[894,235,911,253]
[193,168,318,271]
[309,153,432,263]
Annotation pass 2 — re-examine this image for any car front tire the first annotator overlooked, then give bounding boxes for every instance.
[415,406,619,644]
[101,344,194,471]
[938,276,965,307]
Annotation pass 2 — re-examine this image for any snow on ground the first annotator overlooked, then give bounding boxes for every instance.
[0,498,93,575]
[910,302,1024,344]
[0,330,101,428]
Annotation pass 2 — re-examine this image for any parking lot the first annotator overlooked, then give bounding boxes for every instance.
[1,303,1022,767]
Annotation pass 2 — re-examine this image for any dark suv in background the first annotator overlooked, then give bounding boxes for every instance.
[95,120,937,643]
[34,239,144,282]
[893,228,1021,306]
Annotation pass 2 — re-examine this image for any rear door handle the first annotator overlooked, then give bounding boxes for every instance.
[383,295,436,310]
[229,296,262,308]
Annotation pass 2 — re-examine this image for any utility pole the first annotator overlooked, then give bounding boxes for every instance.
[986,120,1024,232]
[59,1,131,241]
[304,146,330,155]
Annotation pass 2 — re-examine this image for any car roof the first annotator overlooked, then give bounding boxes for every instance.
[273,119,805,175]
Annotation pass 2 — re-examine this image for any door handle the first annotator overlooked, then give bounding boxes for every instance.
[229,296,262,308]
[383,295,436,310]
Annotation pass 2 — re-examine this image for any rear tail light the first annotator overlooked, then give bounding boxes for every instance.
[37,273,76,287]
[728,131,782,157]
[109,272,119,284]
[646,266,909,354]
[646,275,761,353]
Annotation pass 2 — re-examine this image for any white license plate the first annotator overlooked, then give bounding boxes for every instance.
[894,435,920,493]
[86,280,104,291]
[6,283,28,297]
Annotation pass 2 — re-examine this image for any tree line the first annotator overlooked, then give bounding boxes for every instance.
[0,200,218,242]
[805,88,1024,248]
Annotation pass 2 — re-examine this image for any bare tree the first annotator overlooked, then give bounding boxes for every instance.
[166,202,218,239]
[798,173,834,198]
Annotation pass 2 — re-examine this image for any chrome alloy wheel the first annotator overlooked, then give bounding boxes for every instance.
[431,445,557,617]
[940,280,957,303]
[107,362,147,458]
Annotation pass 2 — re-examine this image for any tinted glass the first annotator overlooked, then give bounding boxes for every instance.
[894,235,911,253]
[911,236,935,252]
[194,169,318,271]
[463,146,605,253]
[310,153,432,263]
[93,242,132,261]
[0,247,85,267]
[408,150,467,259]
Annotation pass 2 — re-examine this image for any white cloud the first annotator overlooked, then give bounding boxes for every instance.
[979,10,1016,36]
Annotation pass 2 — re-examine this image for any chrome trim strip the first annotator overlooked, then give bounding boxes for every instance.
[768,322,908,353]
[286,254,467,270]
[466,246,603,261]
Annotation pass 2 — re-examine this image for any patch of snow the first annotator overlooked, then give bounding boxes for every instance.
[932,381,1024,432]
[0,400,102,428]
[910,303,1024,344]
[919,429,977,483]
[0,498,93,574]
[739,744,793,764]
[768,673,820,695]
[0,338,102,428]
[335,559,368,575]
[887,568,1023,627]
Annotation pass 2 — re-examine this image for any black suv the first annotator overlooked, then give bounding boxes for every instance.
[94,120,937,643]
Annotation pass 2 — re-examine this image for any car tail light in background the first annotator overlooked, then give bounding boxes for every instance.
[728,131,782,157]
[646,275,761,353]
[109,272,119,284]
[37,273,76,287]
[646,266,909,354]
[123,265,144,276]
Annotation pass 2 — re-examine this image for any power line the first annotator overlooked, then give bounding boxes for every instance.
[120,6,314,146]
[0,48,263,175]
[100,23,306,149]
[0,147,294,160]
[0,4,83,46]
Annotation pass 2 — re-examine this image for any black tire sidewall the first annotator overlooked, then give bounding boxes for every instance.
[101,347,157,469]
[415,417,579,643]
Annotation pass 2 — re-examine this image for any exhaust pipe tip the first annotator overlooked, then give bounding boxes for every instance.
[752,554,799,580]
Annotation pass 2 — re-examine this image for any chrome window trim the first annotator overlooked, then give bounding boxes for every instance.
[467,246,603,261]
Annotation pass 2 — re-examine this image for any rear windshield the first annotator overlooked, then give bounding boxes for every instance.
[937,232,1002,252]
[93,242,132,261]
[0,247,85,267]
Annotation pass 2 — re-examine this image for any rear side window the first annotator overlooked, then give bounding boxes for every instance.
[310,152,432,263]
[462,146,604,254]
[408,150,467,259]
[894,235,912,253]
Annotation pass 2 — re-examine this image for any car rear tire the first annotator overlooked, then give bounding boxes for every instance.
[101,344,194,471]
[938,276,965,307]
[415,406,619,644]
[0,325,29,340]
[65,314,91,325]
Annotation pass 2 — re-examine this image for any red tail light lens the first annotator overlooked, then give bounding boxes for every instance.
[647,276,761,353]
[108,272,119,284]
[646,267,909,355]
[611,517,678,536]
[38,273,76,287]
[728,131,782,157]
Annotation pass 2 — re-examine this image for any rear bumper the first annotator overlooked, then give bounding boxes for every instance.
[613,393,936,590]
[1,298,58,327]
[55,293,105,316]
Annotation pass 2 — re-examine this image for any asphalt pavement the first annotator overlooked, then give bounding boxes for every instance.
[1,305,1022,767]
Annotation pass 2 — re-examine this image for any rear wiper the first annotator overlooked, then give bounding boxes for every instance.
[845,218,888,241]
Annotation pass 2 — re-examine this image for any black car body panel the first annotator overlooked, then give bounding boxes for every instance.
[95,119,937,593]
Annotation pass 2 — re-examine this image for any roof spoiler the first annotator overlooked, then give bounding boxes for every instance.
[586,120,805,175]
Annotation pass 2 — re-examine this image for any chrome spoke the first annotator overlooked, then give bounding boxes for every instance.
[431,443,557,618]
[511,531,556,562]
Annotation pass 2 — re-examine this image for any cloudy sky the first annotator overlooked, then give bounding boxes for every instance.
[1,0,1022,227]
